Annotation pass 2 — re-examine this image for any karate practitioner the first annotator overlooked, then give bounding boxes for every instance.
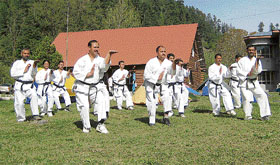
[72,40,117,133]
[174,59,190,117]
[10,48,41,122]
[166,54,176,117]
[144,45,176,126]
[229,54,242,109]
[207,54,236,116]
[36,60,55,117]
[52,61,72,111]
[236,45,271,120]
[112,61,134,110]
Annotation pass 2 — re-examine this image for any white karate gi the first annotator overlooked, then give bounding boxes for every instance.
[108,76,114,97]
[52,70,71,109]
[207,63,234,114]
[10,59,39,121]
[35,68,55,114]
[236,56,271,118]
[229,62,241,109]
[112,68,134,109]
[72,54,109,130]
[144,57,175,125]
[174,66,190,114]
[93,60,110,116]
[166,69,178,109]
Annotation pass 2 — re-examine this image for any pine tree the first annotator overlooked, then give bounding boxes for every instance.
[276,23,279,30]
[269,23,275,31]
[258,22,264,32]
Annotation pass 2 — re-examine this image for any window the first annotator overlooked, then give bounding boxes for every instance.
[256,45,272,58]
[258,71,275,84]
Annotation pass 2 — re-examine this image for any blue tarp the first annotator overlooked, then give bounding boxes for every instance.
[187,87,201,96]
[202,86,209,96]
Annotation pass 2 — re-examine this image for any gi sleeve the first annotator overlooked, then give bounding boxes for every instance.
[31,65,38,79]
[10,61,25,79]
[112,70,119,82]
[236,60,249,81]
[144,60,159,84]
[73,59,87,81]
[208,65,222,81]
[166,62,176,76]
[223,66,231,78]
[35,70,45,84]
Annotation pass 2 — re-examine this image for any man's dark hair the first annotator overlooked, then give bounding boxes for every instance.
[167,53,175,60]
[88,40,98,47]
[58,60,64,65]
[215,53,222,59]
[43,60,50,65]
[246,44,255,50]
[235,54,242,59]
[175,58,183,64]
[156,45,165,53]
[118,60,124,65]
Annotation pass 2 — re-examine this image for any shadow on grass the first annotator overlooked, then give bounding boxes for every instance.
[73,119,98,130]
[134,117,163,125]
[111,106,119,110]
[192,109,243,119]
[26,115,34,121]
[156,111,164,116]
[192,109,212,114]
[215,112,239,118]
[134,104,146,107]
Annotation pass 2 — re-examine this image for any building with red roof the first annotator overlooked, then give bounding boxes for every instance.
[52,23,206,89]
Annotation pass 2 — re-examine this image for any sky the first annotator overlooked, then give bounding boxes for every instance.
[184,0,280,33]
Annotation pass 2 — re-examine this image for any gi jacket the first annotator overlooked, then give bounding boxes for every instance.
[72,54,109,93]
[207,63,231,91]
[144,57,175,85]
[112,69,129,85]
[10,59,37,91]
[236,56,262,88]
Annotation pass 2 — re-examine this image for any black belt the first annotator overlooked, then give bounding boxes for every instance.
[246,78,257,89]
[209,80,222,97]
[16,80,34,91]
[153,83,162,99]
[230,78,239,88]
[230,78,239,82]
[176,82,184,94]
[168,82,176,95]
[113,81,125,92]
[78,80,99,87]
[77,80,101,103]
[53,83,66,91]
[38,82,51,96]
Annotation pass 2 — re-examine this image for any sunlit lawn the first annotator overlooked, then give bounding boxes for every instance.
[0,93,280,164]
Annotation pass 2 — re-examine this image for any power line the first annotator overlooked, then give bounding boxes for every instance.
[225,9,280,21]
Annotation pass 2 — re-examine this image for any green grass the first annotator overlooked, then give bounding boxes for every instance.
[1,93,280,164]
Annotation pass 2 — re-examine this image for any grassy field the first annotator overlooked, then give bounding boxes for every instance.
[0,93,280,164]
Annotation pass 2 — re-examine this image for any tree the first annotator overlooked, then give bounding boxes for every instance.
[103,0,141,29]
[276,23,279,30]
[0,62,15,84]
[258,22,264,32]
[215,29,248,67]
[32,36,62,69]
[269,23,275,31]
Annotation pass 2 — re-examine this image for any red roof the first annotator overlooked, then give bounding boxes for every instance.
[52,24,198,66]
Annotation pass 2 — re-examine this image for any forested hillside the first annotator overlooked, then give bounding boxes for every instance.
[0,0,233,83]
